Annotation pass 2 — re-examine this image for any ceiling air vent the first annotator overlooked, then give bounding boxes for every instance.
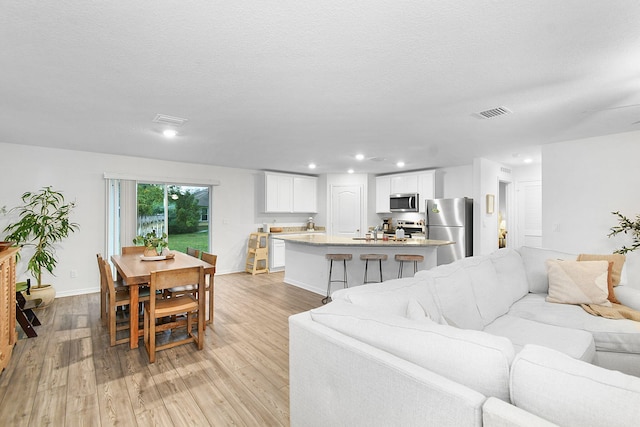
[153,114,188,127]
[473,106,512,120]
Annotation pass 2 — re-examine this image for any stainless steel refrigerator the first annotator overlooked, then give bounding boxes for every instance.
[426,197,473,265]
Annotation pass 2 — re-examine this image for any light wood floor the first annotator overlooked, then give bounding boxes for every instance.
[0,271,322,426]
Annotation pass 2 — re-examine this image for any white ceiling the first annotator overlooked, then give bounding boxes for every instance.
[2,1,639,174]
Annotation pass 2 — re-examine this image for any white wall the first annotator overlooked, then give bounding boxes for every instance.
[0,142,262,297]
[438,165,473,199]
[542,130,640,287]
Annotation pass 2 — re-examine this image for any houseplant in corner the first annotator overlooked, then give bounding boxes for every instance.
[608,211,640,254]
[3,186,79,307]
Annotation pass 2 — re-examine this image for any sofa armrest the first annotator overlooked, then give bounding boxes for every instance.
[614,285,640,311]
[289,311,486,427]
[482,397,558,427]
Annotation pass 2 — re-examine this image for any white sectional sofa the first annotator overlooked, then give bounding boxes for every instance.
[289,247,640,426]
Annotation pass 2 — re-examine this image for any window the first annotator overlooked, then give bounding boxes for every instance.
[136,183,210,254]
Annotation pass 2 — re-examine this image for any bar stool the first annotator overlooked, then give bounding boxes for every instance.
[360,254,388,284]
[322,253,352,304]
[395,254,424,278]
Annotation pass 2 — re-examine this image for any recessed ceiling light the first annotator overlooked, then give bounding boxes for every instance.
[308,163,316,169]
[523,158,533,164]
[396,161,405,168]
[355,154,365,161]
[163,129,177,138]
[347,169,354,174]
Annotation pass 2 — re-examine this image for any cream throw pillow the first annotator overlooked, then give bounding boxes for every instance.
[546,259,611,307]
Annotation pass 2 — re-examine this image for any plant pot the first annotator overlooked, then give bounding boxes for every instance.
[23,284,56,308]
[143,247,162,257]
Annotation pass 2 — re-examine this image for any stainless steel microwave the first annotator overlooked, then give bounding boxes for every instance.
[390,193,419,212]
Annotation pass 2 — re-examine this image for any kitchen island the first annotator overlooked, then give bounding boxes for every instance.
[273,234,453,295]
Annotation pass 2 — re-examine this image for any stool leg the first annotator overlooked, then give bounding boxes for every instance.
[343,260,348,288]
[398,261,403,278]
[414,261,418,275]
[378,259,383,283]
[363,259,369,284]
[322,260,333,304]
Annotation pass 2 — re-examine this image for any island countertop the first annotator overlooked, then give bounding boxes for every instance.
[272,233,454,247]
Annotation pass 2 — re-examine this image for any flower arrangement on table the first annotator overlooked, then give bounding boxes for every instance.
[133,231,169,257]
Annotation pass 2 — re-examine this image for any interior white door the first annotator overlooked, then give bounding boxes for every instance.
[516,180,542,248]
[331,185,362,237]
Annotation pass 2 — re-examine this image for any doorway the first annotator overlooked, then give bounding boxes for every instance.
[498,181,513,249]
[330,185,363,237]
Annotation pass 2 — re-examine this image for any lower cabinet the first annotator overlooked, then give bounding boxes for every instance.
[270,237,286,271]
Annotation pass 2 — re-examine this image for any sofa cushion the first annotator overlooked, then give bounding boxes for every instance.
[508,293,640,353]
[545,259,611,306]
[510,345,640,426]
[464,256,513,327]
[331,276,421,302]
[311,300,515,401]
[416,261,484,330]
[577,253,626,286]
[489,248,529,304]
[483,314,595,362]
[516,246,576,293]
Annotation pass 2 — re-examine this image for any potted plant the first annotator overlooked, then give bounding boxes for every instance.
[3,187,79,307]
[608,211,640,254]
[133,231,169,257]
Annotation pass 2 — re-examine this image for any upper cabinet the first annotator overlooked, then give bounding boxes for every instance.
[375,176,391,213]
[390,174,418,194]
[293,176,317,212]
[376,170,436,213]
[264,172,317,213]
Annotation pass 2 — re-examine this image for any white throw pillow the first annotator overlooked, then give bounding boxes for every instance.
[489,248,529,304]
[545,259,611,306]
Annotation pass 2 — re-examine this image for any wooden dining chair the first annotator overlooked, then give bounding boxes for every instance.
[121,246,146,255]
[165,252,217,326]
[98,258,151,346]
[144,266,205,363]
[201,252,217,325]
[186,247,200,258]
[96,253,126,325]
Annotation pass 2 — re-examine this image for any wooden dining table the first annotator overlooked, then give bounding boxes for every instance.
[111,251,216,349]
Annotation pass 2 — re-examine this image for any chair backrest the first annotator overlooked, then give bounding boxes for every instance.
[150,266,204,293]
[122,246,146,255]
[201,252,217,267]
[99,258,118,299]
[186,247,201,258]
[96,253,106,290]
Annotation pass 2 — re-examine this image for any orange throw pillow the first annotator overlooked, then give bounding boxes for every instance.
[577,254,623,304]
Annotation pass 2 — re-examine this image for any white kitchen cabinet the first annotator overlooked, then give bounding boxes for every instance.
[293,176,317,213]
[390,174,419,194]
[264,172,317,213]
[417,170,435,212]
[270,237,286,271]
[375,170,436,213]
[375,176,391,213]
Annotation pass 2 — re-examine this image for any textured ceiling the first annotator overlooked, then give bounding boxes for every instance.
[1,1,639,174]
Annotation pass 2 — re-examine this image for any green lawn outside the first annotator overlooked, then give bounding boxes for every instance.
[168,230,209,255]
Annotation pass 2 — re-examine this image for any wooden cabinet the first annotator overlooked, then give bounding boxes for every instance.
[375,170,436,213]
[375,176,391,213]
[390,174,419,194]
[0,247,19,373]
[270,237,286,271]
[293,176,317,213]
[264,172,317,213]
[265,173,293,212]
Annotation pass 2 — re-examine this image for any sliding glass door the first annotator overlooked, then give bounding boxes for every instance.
[136,183,210,254]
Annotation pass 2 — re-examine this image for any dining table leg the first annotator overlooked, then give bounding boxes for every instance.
[129,285,139,349]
